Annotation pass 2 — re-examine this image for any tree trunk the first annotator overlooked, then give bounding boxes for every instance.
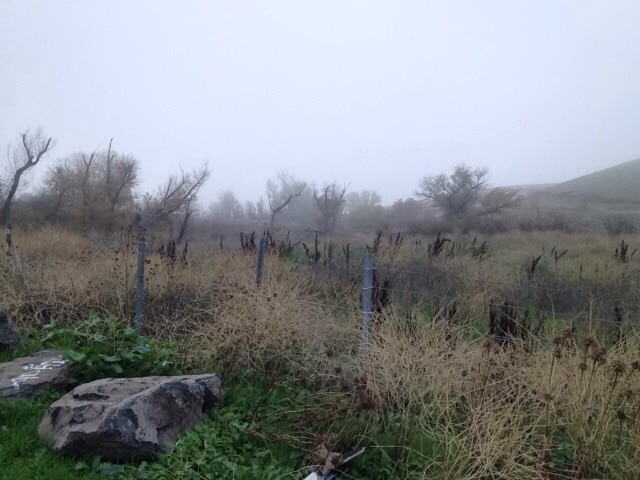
[0,167,27,226]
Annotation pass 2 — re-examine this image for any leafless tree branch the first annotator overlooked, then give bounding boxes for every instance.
[1,129,56,225]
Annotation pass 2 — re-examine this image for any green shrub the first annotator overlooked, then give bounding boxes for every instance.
[121,409,296,480]
[41,313,181,382]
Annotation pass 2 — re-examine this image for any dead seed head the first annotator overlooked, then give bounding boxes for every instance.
[617,409,628,422]
[584,336,596,349]
[591,345,608,364]
[611,359,627,376]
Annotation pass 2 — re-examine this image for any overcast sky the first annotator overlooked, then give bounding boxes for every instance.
[1,1,639,205]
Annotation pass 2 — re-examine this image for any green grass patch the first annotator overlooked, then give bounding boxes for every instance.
[0,393,103,480]
[0,314,442,479]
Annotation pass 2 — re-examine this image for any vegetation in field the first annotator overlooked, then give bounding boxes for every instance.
[42,314,181,382]
[1,318,429,480]
[0,393,101,480]
[3,228,640,478]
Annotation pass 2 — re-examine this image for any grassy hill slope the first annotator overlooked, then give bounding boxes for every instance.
[543,158,640,203]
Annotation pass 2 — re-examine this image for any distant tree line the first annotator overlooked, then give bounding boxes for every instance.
[11,128,621,239]
[208,164,524,234]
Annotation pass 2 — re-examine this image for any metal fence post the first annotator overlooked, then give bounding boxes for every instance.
[256,235,266,287]
[135,232,146,336]
[361,252,375,355]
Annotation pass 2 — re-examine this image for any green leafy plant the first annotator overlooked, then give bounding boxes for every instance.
[121,408,296,479]
[0,393,104,480]
[42,313,181,382]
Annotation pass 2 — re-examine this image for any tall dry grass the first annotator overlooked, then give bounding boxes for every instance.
[188,254,360,382]
[2,226,359,380]
[361,317,640,479]
[3,226,640,478]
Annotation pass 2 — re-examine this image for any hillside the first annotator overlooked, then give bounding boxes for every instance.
[515,159,640,230]
[543,158,640,203]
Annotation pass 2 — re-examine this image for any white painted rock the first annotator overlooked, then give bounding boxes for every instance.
[38,374,223,462]
[0,350,74,400]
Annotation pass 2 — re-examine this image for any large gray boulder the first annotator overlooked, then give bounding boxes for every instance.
[0,307,23,350]
[38,374,223,462]
[0,350,74,400]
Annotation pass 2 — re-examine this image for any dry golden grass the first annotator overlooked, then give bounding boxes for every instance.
[4,226,640,478]
[360,316,640,479]
[2,226,360,380]
[188,255,360,381]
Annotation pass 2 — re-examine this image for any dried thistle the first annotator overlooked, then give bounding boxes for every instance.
[611,359,627,376]
[616,409,628,423]
[591,345,608,365]
[583,336,596,350]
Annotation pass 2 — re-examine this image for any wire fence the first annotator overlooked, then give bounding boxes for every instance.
[3,225,625,342]
[118,232,639,343]
[305,268,634,322]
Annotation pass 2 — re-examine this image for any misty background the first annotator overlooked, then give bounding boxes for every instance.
[2,1,640,208]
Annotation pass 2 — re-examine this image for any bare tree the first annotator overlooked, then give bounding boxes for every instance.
[41,161,74,222]
[244,200,258,220]
[140,164,210,238]
[345,190,381,214]
[78,151,96,230]
[211,191,244,220]
[40,142,139,230]
[102,139,139,217]
[266,172,306,228]
[1,129,55,225]
[313,182,347,233]
[176,196,197,244]
[256,197,267,219]
[416,164,521,220]
[477,186,522,217]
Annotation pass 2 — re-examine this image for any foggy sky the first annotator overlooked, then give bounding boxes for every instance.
[1,1,640,206]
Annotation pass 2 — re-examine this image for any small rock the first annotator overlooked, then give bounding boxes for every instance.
[0,307,23,351]
[0,350,74,400]
[38,374,223,462]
